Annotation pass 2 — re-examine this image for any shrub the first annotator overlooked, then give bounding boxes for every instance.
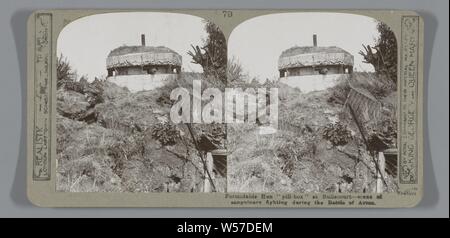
[276,134,317,177]
[322,122,352,146]
[151,122,180,146]
[57,54,76,89]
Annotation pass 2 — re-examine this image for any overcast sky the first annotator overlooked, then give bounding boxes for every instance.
[228,13,380,81]
[57,12,207,80]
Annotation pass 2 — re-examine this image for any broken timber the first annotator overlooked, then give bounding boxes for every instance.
[185,124,217,192]
[344,83,389,192]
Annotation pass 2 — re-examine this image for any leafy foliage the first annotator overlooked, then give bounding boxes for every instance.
[188,21,227,85]
[57,54,76,89]
[322,122,352,146]
[276,134,317,177]
[151,122,180,146]
[359,22,398,85]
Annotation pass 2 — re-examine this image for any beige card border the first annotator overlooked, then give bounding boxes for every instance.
[27,9,424,207]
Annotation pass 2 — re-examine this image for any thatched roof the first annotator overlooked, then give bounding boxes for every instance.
[106,45,182,69]
[108,46,178,56]
[278,46,353,70]
[280,46,350,57]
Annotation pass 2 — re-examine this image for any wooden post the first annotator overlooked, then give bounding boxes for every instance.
[376,152,386,193]
[186,124,216,192]
[203,152,215,193]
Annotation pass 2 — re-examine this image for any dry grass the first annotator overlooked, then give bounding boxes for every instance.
[227,72,398,193]
[56,74,214,193]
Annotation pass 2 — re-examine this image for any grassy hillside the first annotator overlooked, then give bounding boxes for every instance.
[228,72,398,193]
[56,74,226,192]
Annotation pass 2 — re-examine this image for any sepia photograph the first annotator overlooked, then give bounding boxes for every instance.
[227,13,399,193]
[21,6,430,209]
[56,12,227,193]
[0,0,440,216]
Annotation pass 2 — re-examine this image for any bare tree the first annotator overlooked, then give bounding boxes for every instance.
[188,21,227,85]
[359,22,397,85]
